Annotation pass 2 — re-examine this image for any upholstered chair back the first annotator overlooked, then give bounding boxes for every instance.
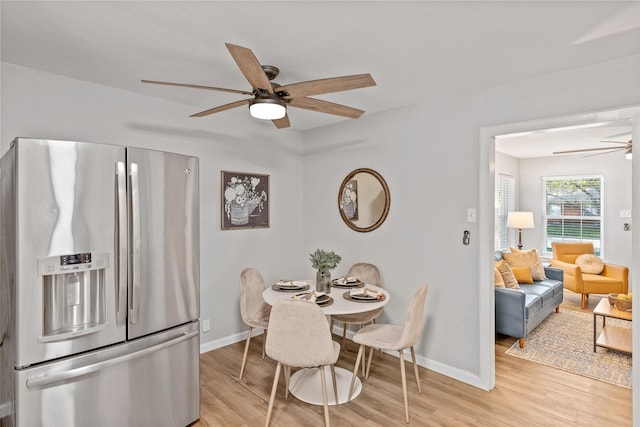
[347,263,382,287]
[551,242,595,264]
[397,285,429,350]
[266,299,336,368]
[239,267,271,326]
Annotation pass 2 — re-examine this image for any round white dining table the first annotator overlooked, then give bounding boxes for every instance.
[262,281,390,406]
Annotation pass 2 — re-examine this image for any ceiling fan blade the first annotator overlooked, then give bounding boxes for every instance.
[553,146,629,155]
[225,43,273,93]
[278,74,376,98]
[600,140,632,145]
[189,99,252,117]
[141,79,252,95]
[288,97,365,118]
[272,114,291,129]
[583,148,627,157]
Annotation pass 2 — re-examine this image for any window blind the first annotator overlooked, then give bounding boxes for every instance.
[495,174,515,251]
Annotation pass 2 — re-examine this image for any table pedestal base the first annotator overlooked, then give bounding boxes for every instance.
[289,367,362,405]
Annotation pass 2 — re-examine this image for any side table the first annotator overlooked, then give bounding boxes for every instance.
[593,298,632,353]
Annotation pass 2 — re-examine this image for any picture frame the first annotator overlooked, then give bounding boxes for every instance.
[221,171,270,230]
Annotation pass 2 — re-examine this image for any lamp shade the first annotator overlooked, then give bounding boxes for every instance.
[506,211,534,229]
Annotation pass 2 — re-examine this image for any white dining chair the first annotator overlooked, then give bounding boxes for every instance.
[348,285,429,424]
[238,267,271,381]
[265,298,340,427]
[330,263,384,347]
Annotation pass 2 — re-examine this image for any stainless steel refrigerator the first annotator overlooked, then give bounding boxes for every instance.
[0,138,200,426]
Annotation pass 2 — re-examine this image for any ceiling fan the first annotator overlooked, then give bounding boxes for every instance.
[142,43,376,129]
[553,138,633,159]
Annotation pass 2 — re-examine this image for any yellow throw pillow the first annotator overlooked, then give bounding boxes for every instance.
[495,260,519,289]
[511,266,534,284]
[575,254,605,274]
[494,268,505,287]
[505,248,547,281]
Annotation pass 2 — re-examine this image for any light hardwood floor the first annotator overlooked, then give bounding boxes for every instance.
[195,291,632,426]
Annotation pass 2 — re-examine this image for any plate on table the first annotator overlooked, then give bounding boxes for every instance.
[315,293,331,304]
[291,292,333,306]
[343,290,386,303]
[272,281,310,292]
[332,277,364,288]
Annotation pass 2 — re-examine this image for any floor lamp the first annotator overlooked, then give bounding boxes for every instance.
[507,211,534,250]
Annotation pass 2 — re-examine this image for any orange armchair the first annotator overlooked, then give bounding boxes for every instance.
[550,242,628,309]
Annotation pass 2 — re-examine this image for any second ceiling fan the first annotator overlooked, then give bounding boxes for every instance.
[142,43,376,129]
[553,138,633,159]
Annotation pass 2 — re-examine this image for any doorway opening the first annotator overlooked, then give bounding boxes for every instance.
[478,106,639,401]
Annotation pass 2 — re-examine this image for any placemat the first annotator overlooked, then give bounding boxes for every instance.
[342,291,385,303]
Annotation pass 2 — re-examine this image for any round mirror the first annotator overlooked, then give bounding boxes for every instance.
[338,168,390,232]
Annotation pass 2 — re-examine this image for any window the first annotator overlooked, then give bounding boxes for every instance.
[543,175,602,255]
[495,174,515,250]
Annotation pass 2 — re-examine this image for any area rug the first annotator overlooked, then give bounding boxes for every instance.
[505,309,632,388]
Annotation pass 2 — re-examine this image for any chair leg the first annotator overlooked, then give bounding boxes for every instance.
[265,362,281,427]
[398,350,410,424]
[365,346,374,379]
[361,344,366,377]
[330,364,339,405]
[410,346,421,394]
[348,344,365,401]
[284,365,291,399]
[239,327,254,380]
[341,323,348,348]
[262,329,267,360]
[319,366,331,427]
[519,338,525,349]
[581,293,587,309]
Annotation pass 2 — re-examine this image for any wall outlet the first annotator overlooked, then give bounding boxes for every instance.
[202,318,210,333]
[620,209,632,218]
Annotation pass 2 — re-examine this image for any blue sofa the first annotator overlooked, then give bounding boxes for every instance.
[494,252,564,348]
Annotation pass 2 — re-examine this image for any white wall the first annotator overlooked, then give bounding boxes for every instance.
[3,52,639,391]
[0,63,306,350]
[494,150,632,266]
[519,154,632,266]
[303,53,640,387]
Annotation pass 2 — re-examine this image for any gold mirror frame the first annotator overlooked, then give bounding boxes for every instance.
[338,168,390,232]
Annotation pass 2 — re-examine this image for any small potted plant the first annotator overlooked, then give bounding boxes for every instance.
[309,249,342,293]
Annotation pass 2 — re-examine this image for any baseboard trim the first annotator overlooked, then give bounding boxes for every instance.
[201,325,487,391]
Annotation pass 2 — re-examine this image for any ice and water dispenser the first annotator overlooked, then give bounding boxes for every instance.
[38,252,109,341]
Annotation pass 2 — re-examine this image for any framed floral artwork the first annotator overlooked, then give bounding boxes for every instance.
[221,171,269,230]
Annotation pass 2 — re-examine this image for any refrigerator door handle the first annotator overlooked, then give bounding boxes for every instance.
[25,330,198,389]
[129,162,141,324]
[116,161,128,326]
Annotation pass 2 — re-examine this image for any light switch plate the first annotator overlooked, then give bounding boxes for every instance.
[467,208,477,222]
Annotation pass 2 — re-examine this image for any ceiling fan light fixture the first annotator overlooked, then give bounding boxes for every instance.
[249,97,286,120]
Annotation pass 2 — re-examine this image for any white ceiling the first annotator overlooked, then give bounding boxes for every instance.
[496,119,633,159]
[1,1,639,140]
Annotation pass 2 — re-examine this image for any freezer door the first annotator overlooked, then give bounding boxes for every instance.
[127,148,199,339]
[15,322,199,427]
[11,139,127,368]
